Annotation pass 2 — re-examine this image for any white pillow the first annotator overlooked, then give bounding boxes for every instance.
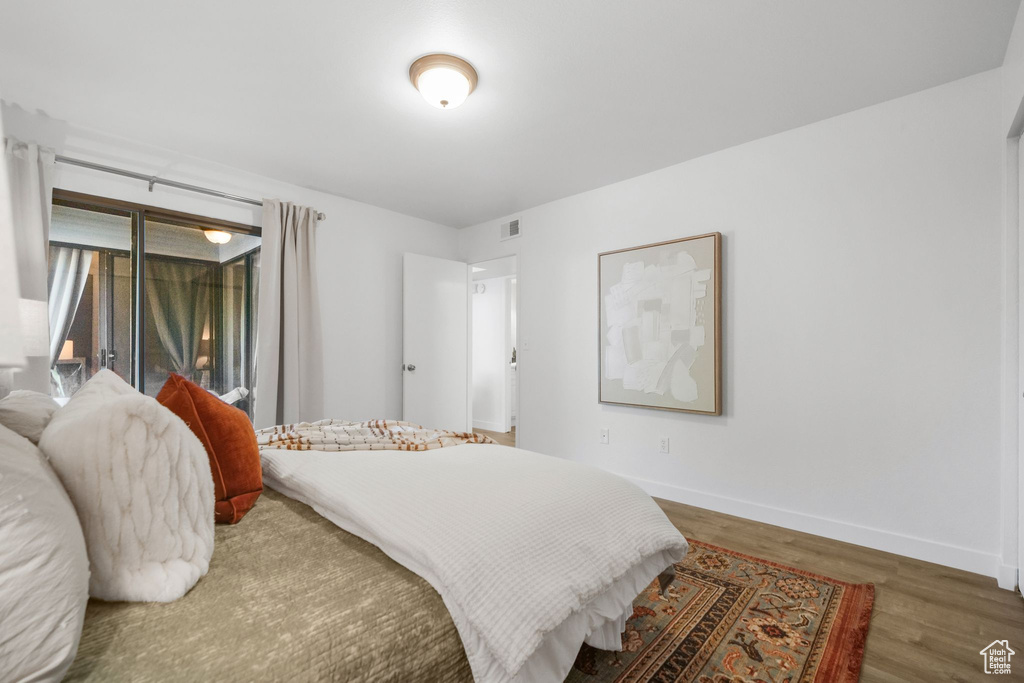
[0,423,90,681]
[0,389,58,443]
[39,370,215,602]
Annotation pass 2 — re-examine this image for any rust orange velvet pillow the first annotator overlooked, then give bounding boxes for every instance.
[157,374,262,524]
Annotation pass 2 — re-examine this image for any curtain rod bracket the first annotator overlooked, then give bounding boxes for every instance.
[147,178,156,193]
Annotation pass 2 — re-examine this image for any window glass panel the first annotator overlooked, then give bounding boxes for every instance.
[221,257,249,414]
[142,220,260,414]
[48,204,134,396]
[111,254,133,382]
[143,257,215,395]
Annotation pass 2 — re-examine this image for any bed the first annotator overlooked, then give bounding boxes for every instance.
[68,420,688,683]
[66,488,473,682]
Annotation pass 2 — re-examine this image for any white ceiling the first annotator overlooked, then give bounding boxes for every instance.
[0,1,1019,228]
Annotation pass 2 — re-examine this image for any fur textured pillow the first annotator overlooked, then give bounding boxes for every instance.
[39,370,214,602]
[0,389,58,443]
[0,424,89,680]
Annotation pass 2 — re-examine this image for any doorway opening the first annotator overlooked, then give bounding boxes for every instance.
[470,255,518,447]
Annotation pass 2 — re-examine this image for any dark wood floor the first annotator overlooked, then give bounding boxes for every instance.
[475,429,1024,679]
[657,497,1024,682]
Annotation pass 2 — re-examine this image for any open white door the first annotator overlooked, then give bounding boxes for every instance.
[403,253,470,432]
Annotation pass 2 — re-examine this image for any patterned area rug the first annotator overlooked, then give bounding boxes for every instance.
[566,540,874,683]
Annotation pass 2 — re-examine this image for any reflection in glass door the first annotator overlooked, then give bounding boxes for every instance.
[141,219,260,416]
[48,203,134,396]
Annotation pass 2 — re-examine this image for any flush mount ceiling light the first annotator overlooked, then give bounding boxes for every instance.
[410,54,478,109]
[204,229,232,244]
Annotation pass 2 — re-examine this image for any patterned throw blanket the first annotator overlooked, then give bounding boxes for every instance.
[255,419,494,452]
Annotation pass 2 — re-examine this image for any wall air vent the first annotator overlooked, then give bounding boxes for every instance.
[499,219,521,241]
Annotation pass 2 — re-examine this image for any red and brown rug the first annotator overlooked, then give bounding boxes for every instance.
[566,540,874,683]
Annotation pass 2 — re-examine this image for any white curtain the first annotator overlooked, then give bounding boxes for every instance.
[146,260,212,382]
[253,199,324,428]
[47,247,92,367]
[5,139,54,393]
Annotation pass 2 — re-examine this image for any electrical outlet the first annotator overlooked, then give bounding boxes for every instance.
[600,428,610,445]
[659,437,670,454]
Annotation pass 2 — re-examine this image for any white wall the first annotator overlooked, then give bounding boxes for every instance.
[460,70,1006,578]
[1003,7,1024,135]
[472,276,509,432]
[1001,7,1024,590]
[2,103,460,421]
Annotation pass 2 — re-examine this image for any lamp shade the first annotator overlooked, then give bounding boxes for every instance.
[0,105,26,369]
[18,298,49,357]
[409,54,478,110]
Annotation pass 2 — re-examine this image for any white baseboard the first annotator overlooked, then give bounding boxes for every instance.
[997,564,1019,591]
[473,419,506,432]
[620,473,1011,585]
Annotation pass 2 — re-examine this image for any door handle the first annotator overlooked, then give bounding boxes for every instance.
[99,348,117,368]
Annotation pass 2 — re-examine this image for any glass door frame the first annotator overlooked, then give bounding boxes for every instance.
[215,249,261,401]
[51,189,261,394]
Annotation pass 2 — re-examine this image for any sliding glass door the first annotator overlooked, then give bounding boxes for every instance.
[47,192,261,416]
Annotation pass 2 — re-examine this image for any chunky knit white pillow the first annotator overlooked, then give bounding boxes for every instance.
[39,370,214,602]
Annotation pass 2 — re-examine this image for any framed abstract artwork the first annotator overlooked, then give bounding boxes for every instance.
[598,232,722,415]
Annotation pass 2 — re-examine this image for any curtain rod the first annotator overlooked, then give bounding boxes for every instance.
[53,155,326,221]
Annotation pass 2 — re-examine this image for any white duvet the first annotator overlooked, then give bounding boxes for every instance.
[260,442,689,683]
